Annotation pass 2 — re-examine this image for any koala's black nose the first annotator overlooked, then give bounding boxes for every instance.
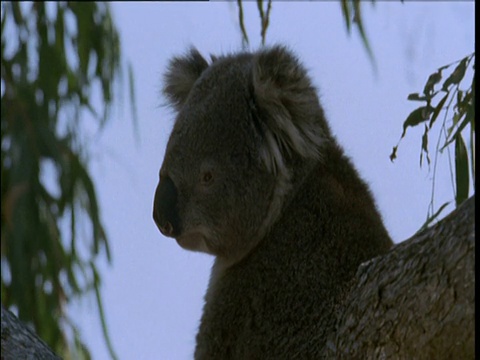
[153,176,181,238]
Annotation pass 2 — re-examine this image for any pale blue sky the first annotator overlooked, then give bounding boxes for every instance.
[69,2,474,359]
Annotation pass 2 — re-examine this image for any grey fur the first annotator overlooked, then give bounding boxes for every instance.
[153,45,393,359]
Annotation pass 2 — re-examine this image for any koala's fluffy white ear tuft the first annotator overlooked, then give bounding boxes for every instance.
[252,46,325,175]
[163,48,209,111]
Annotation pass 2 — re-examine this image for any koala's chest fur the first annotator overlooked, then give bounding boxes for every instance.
[195,256,340,360]
[194,161,391,359]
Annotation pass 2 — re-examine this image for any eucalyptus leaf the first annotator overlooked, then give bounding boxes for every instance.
[454,135,469,206]
[442,57,468,92]
[423,69,442,97]
[429,93,449,128]
[401,106,433,138]
[416,201,450,234]
[407,93,427,102]
[420,124,430,167]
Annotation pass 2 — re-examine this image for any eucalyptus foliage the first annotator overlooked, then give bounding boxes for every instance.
[237,0,376,61]
[1,2,129,358]
[391,53,475,231]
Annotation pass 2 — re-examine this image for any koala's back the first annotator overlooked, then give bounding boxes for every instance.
[195,143,392,359]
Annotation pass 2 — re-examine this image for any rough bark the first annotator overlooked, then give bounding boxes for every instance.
[1,304,61,360]
[326,195,475,359]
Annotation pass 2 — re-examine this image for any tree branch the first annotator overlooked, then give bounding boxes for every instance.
[1,304,61,360]
[327,195,475,358]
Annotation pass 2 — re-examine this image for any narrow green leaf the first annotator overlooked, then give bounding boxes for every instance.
[128,62,140,145]
[429,93,449,128]
[54,5,65,59]
[441,112,468,151]
[236,0,249,47]
[261,0,272,46]
[454,134,469,206]
[401,106,433,138]
[416,201,450,234]
[92,264,119,360]
[469,121,475,188]
[442,57,468,92]
[456,90,464,106]
[468,71,475,186]
[420,124,430,167]
[407,93,427,101]
[72,4,93,77]
[1,3,8,37]
[256,1,265,42]
[423,69,443,96]
[352,0,376,67]
[340,0,351,33]
[11,2,24,26]
[389,146,397,162]
[73,155,111,261]
[70,202,77,263]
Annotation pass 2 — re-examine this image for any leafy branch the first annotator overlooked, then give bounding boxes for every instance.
[390,52,475,230]
[1,2,136,358]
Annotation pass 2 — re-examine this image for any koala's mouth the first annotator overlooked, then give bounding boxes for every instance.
[176,228,213,254]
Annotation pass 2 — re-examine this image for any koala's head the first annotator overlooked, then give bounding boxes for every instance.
[153,45,327,264]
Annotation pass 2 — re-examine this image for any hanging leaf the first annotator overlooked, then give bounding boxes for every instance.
[340,0,352,33]
[441,111,470,151]
[389,145,398,162]
[454,134,469,206]
[420,124,430,167]
[401,105,434,138]
[423,69,442,97]
[469,119,475,188]
[442,57,468,92]
[352,0,376,66]
[416,201,451,234]
[128,62,139,144]
[428,93,449,128]
[236,0,249,47]
[407,93,427,101]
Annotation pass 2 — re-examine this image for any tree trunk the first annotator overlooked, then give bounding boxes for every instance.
[1,196,474,359]
[1,304,61,360]
[326,195,475,359]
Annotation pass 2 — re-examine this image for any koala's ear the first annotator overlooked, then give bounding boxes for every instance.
[252,45,325,175]
[163,48,209,111]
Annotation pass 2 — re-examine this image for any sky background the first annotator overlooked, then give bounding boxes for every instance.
[67,2,474,359]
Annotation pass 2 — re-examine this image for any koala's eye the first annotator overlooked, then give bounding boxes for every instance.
[201,171,214,185]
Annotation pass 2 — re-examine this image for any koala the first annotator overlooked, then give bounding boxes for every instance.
[153,45,393,359]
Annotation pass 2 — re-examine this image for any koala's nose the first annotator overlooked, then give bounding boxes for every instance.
[153,176,181,238]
